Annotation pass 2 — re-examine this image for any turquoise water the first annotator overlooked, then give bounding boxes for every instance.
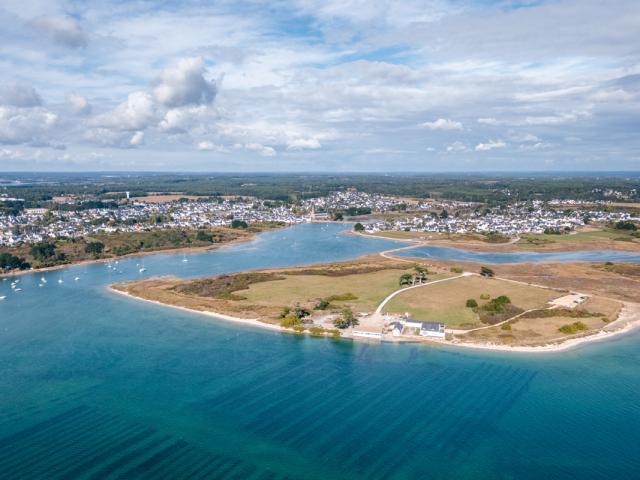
[1,223,639,479]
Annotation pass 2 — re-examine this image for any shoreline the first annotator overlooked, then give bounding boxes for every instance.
[108,286,287,333]
[108,287,640,354]
[0,227,275,279]
[447,302,640,353]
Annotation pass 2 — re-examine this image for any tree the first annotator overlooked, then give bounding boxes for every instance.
[332,212,344,221]
[333,308,358,329]
[85,241,105,256]
[480,266,495,277]
[30,242,56,261]
[399,273,413,286]
[615,221,637,231]
[0,253,30,271]
[231,219,248,229]
[439,209,449,219]
[196,230,213,242]
[353,222,365,232]
[466,299,478,308]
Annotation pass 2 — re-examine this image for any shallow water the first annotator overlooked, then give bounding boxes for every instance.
[1,223,639,479]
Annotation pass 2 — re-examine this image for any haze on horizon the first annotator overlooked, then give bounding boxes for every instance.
[0,0,639,173]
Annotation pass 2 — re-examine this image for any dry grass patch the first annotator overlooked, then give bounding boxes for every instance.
[385,275,563,328]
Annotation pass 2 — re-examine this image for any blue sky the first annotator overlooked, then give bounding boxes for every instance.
[0,0,639,171]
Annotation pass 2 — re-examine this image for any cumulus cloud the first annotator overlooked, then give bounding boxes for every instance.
[0,83,42,107]
[197,141,214,150]
[286,138,322,150]
[475,140,506,151]
[92,92,155,131]
[0,106,57,145]
[153,57,217,108]
[446,141,468,152]
[236,143,276,157]
[419,118,463,130]
[67,93,91,115]
[31,15,88,48]
[130,131,144,146]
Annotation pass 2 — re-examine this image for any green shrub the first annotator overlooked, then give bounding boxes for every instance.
[450,267,463,274]
[501,323,512,331]
[465,299,478,308]
[308,326,325,336]
[558,321,589,334]
[480,293,490,300]
[280,314,303,328]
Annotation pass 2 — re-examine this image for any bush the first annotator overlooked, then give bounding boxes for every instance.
[308,326,326,336]
[30,242,56,261]
[501,323,512,331]
[231,219,249,229]
[558,321,589,334]
[480,266,495,277]
[85,241,105,256]
[450,267,463,273]
[195,230,213,242]
[0,253,30,271]
[353,222,365,232]
[280,314,303,328]
[465,299,478,308]
[614,221,637,231]
[480,293,491,300]
[333,307,358,329]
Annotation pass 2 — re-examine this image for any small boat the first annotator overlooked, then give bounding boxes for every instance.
[14,288,21,292]
[58,279,64,284]
[41,277,47,283]
[38,284,44,287]
[74,277,80,281]
[182,255,188,263]
[0,296,6,300]
[138,268,147,273]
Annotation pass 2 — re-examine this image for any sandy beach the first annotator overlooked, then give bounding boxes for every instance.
[108,285,640,354]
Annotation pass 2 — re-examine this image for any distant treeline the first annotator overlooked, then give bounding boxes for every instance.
[2,173,640,206]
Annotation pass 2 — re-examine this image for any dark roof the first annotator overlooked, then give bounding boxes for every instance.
[420,321,445,332]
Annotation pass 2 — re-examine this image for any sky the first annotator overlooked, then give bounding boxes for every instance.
[0,0,639,172]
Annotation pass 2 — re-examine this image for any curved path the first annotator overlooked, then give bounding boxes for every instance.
[375,272,470,314]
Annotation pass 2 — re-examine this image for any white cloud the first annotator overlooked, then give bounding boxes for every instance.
[237,143,277,157]
[92,91,155,131]
[446,141,468,152]
[0,106,57,145]
[0,148,23,159]
[419,118,463,130]
[67,93,91,115]
[0,83,42,107]
[197,141,214,150]
[130,131,144,146]
[31,15,88,48]
[475,140,506,151]
[286,138,322,150]
[153,57,217,108]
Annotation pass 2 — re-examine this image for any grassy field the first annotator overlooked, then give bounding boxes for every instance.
[115,257,452,323]
[384,275,563,328]
[516,228,640,249]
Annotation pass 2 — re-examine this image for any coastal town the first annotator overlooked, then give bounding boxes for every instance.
[2,189,638,247]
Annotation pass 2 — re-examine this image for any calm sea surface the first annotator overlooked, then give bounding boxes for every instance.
[1,223,639,479]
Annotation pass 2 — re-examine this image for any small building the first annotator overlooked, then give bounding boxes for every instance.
[401,319,446,338]
[419,322,446,338]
